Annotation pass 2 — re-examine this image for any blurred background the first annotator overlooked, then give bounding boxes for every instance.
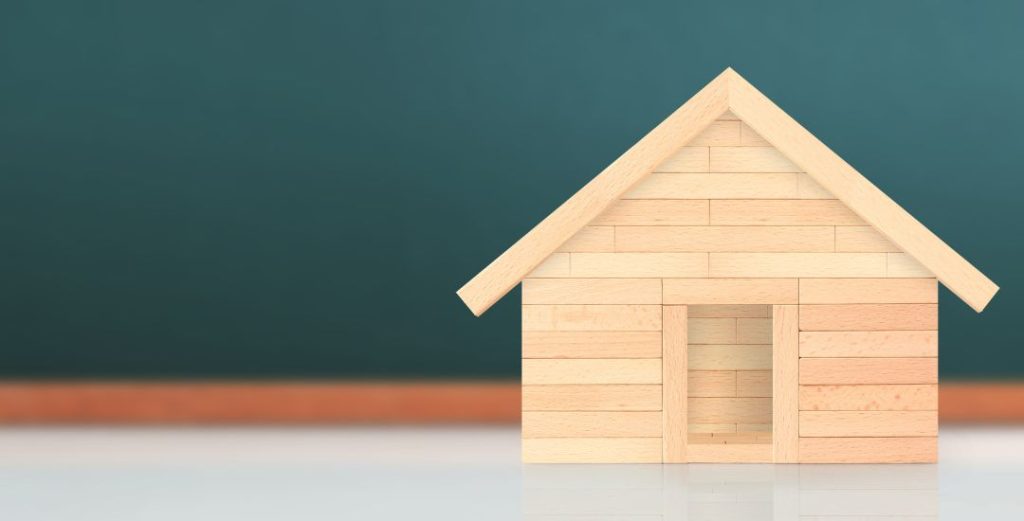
[0,0,1021,424]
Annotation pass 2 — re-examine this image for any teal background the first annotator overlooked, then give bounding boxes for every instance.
[0,1,1020,379]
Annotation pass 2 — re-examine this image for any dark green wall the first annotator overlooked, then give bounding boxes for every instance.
[1,1,1020,379]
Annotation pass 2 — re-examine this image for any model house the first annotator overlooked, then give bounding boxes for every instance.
[457,68,997,463]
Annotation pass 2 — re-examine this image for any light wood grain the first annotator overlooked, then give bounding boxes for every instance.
[710,253,886,278]
[687,120,741,146]
[689,423,737,433]
[555,226,615,253]
[655,146,709,172]
[523,359,662,385]
[799,331,938,358]
[798,174,834,199]
[688,318,736,344]
[662,305,688,462]
[799,385,937,411]
[835,226,900,252]
[726,68,996,312]
[525,254,571,278]
[737,318,772,344]
[710,199,862,225]
[740,122,770,146]
[799,304,938,331]
[522,304,662,332]
[522,411,662,438]
[570,253,708,278]
[614,226,834,253]
[799,278,937,304]
[523,438,662,463]
[799,358,937,385]
[689,397,772,424]
[887,253,934,277]
[799,410,937,437]
[689,345,771,370]
[522,278,662,304]
[688,304,770,318]
[798,437,937,463]
[773,304,799,462]
[592,199,709,226]
[688,370,736,397]
[686,443,773,463]
[522,385,662,411]
[624,173,799,199]
[710,147,801,172]
[522,331,662,359]
[457,68,729,316]
[737,370,772,397]
[663,278,797,304]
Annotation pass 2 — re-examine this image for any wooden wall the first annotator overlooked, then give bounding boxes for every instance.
[688,304,772,442]
[519,112,938,463]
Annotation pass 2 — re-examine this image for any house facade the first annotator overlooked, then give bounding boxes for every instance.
[458,69,996,463]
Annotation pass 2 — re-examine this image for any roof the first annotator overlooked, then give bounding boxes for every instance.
[457,68,998,315]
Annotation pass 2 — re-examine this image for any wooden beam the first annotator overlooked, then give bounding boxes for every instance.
[773,304,799,462]
[662,305,688,463]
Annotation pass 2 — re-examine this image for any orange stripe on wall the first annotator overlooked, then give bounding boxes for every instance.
[0,381,1019,423]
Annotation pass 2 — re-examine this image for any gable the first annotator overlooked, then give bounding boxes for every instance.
[458,69,996,315]
[526,110,933,280]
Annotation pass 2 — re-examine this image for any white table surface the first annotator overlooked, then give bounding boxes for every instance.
[0,426,1021,520]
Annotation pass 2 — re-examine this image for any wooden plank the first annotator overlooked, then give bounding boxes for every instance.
[727,68,996,312]
[523,331,663,358]
[523,438,662,463]
[663,278,797,304]
[799,384,938,411]
[737,370,772,397]
[688,370,736,397]
[624,173,799,199]
[835,226,900,252]
[798,174,834,199]
[737,318,772,344]
[688,304,770,318]
[740,122,770,146]
[555,226,615,252]
[592,199,709,226]
[525,253,570,278]
[522,305,662,331]
[709,253,886,278]
[689,345,771,370]
[662,305,688,463]
[570,253,708,278]
[709,146,801,172]
[799,304,937,331]
[799,358,937,385]
[689,397,772,424]
[655,146,710,172]
[887,253,934,277]
[799,331,938,358]
[773,304,799,462]
[457,69,730,316]
[522,385,662,411]
[687,120,741,146]
[689,423,737,433]
[613,226,834,253]
[688,318,736,344]
[799,410,937,437]
[686,443,773,463]
[799,278,937,304]
[798,437,937,463]
[522,359,662,385]
[522,411,662,438]
[710,199,863,225]
[522,278,662,304]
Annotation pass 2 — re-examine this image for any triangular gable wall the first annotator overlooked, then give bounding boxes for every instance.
[459,69,996,315]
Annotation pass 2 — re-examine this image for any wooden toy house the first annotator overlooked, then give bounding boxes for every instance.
[457,68,997,463]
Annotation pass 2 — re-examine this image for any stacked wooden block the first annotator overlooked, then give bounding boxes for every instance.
[519,113,938,463]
